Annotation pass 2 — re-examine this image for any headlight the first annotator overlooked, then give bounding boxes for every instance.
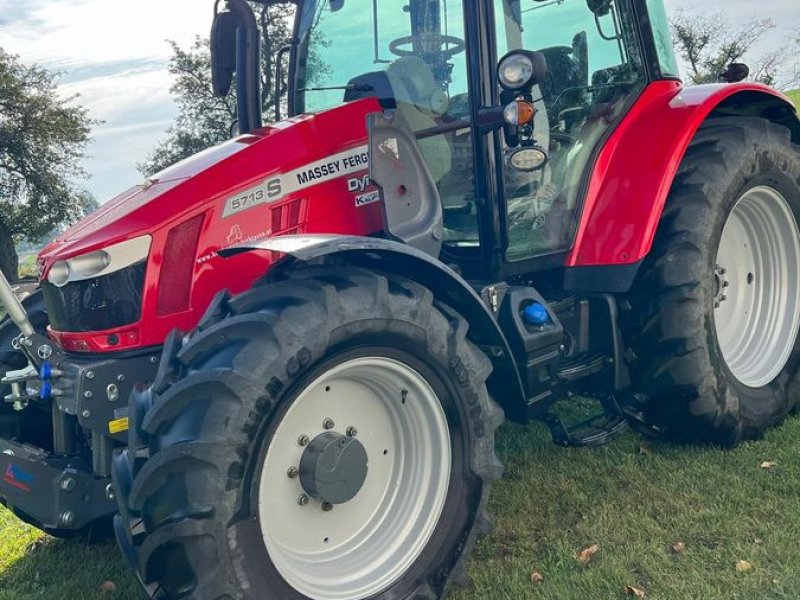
[497,51,548,91]
[47,235,151,288]
[509,147,549,172]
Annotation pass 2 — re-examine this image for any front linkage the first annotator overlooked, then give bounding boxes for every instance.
[0,269,158,535]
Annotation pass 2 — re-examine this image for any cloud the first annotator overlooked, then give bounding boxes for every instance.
[0,0,214,201]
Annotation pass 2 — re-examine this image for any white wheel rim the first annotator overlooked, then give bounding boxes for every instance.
[714,185,800,388]
[258,356,451,600]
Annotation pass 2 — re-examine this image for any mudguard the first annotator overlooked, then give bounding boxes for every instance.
[221,234,529,420]
[566,81,799,289]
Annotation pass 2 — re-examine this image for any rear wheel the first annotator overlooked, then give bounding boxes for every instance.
[115,267,503,599]
[626,117,800,444]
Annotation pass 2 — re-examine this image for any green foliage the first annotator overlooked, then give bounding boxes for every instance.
[4,415,800,598]
[0,49,93,240]
[138,3,298,176]
[670,10,799,89]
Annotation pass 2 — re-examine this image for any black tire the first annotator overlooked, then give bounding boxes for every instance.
[115,267,504,599]
[625,117,800,444]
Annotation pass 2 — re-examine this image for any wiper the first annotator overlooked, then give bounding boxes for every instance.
[297,83,374,92]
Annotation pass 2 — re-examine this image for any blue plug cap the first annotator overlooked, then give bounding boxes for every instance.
[40,362,52,381]
[40,381,52,401]
[522,302,550,326]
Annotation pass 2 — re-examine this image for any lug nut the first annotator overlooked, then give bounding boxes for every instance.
[105,484,116,501]
[722,281,730,288]
[60,477,76,492]
[298,434,310,447]
[322,418,335,430]
[81,410,91,419]
[60,511,76,527]
[720,294,727,302]
[85,371,95,380]
[297,494,309,506]
[346,426,358,438]
[287,466,298,479]
[322,502,333,512]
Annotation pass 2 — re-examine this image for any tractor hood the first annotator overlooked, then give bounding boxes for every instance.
[38,97,381,273]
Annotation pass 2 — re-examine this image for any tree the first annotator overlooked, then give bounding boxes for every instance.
[670,10,800,89]
[0,48,94,281]
[139,2,297,175]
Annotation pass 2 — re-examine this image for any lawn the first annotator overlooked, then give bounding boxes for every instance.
[788,89,800,108]
[2,415,800,599]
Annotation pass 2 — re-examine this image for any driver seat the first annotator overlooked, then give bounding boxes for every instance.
[384,57,452,183]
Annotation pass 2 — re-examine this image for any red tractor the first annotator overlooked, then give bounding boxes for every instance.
[1,0,799,598]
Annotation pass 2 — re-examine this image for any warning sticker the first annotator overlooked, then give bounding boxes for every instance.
[109,417,130,435]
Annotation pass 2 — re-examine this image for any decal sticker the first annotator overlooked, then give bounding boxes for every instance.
[222,145,369,218]
[3,463,34,493]
[196,229,272,264]
[109,417,130,435]
[227,224,244,245]
[347,174,372,193]
[355,190,382,207]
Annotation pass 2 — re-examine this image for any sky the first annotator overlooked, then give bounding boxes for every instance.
[0,0,797,204]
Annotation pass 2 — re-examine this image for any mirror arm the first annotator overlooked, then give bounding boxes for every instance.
[274,44,292,122]
[227,0,263,133]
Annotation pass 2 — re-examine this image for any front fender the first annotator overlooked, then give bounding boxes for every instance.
[221,235,528,421]
[567,81,798,276]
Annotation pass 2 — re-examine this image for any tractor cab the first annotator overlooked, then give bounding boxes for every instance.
[281,0,676,276]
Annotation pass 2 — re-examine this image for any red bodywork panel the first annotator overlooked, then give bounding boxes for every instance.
[40,98,383,353]
[567,81,796,267]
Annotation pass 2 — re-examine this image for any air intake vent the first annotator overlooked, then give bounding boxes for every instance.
[271,199,306,235]
[156,213,205,316]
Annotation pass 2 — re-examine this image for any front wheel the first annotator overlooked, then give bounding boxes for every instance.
[626,117,800,444]
[114,267,503,599]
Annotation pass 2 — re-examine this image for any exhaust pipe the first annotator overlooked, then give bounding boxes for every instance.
[0,270,35,338]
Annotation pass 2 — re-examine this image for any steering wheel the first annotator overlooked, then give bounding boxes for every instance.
[389,35,465,61]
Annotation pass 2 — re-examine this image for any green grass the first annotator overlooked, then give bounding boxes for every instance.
[788,89,800,109]
[2,417,800,599]
[17,254,37,280]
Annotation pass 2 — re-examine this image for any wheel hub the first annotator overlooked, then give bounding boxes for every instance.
[714,185,800,388]
[299,431,368,505]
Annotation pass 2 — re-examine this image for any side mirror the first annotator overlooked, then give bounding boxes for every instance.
[586,0,612,16]
[211,9,238,97]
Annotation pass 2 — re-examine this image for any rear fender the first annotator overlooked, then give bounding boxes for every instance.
[566,81,799,290]
[221,235,528,421]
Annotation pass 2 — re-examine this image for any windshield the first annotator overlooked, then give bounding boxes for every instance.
[294,0,486,250]
[293,0,469,114]
[494,0,646,261]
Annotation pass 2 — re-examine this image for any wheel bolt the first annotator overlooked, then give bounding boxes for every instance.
[720,294,727,302]
[322,502,333,512]
[346,426,358,437]
[298,434,310,447]
[715,301,721,308]
[298,494,309,506]
[719,268,727,275]
[322,418,335,430]
[287,466,298,479]
[722,281,730,288]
